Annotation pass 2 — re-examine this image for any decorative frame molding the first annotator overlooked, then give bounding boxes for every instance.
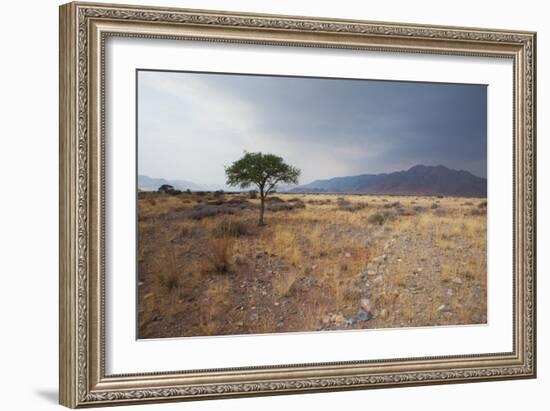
[59,2,536,408]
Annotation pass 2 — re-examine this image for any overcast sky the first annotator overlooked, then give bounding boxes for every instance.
[137,70,487,186]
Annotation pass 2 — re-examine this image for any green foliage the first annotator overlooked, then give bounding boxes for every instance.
[225,152,301,225]
[225,152,300,195]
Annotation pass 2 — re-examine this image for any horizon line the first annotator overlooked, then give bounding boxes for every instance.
[138,163,487,188]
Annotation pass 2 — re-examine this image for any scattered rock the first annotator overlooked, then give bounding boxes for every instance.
[452,277,463,285]
[344,252,351,258]
[360,298,373,313]
[333,313,347,326]
[322,313,347,327]
[357,309,370,321]
[379,308,388,319]
[437,304,447,312]
[373,255,387,263]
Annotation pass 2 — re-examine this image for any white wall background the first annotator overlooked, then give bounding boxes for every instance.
[0,0,546,409]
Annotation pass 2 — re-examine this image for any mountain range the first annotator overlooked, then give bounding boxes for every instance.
[292,165,486,197]
[138,175,207,192]
[139,165,486,197]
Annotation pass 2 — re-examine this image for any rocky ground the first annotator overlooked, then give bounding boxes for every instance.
[137,192,487,338]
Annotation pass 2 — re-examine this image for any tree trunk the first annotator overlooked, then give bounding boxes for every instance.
[259,194,265,225]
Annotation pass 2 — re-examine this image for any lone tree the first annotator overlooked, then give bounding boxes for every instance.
[225,152,300,225]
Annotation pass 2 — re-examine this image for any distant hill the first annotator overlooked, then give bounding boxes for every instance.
[138,175,204,192]
[293,165,486,197]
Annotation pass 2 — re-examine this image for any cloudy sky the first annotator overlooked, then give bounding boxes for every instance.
[137,70,487,186]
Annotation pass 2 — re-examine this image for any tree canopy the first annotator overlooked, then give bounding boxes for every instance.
[226,152,300,194]
[225,152,300,225]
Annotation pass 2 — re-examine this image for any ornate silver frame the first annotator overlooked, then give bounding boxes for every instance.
[59,2,536,408]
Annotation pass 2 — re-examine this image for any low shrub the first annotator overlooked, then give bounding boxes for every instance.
[337,197,352,208]
[478,201,488,209]
[287,197,303,203]
[188,205,235,220]
[267,202,305,212]
[266,196,284,203]
[307,199,332,205]
[338,202,367,212]
[431,203,440,209]
[469,208,486,216]
[226,196,248,204]
[368,212,386,226]
[212,219,250,237]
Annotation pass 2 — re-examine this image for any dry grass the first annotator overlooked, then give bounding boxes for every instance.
[212,218,251,238]
[204,237,235,274]
[273,270,299,296]
[137,191,487,338]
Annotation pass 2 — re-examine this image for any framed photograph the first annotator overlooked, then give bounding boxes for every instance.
[59,2,537,408]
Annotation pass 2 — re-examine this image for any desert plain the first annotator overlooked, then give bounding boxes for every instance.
[137,191,487,338]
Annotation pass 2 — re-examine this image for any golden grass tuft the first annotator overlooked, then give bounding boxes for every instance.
[272,270,299,296]
[204,237,235,274]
